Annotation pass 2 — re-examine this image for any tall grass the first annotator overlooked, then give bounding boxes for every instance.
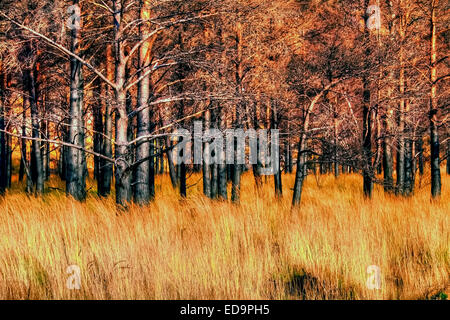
[0,171,448,299]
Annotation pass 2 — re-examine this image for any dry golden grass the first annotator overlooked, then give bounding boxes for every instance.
[0,170,448,300]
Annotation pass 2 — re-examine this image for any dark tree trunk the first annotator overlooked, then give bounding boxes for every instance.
[165,134,178,188]
[404,138,413,195]
[362,0,373,198]
[93,79,104,182]
[0,64,6,194]
[447,140,450,175]
[210,108,218,199]
[217,106,228,200]
[211,163,218,199]
[396,111,405,195]
[59,117,68,181]
[272,102,282,197]
[19,82,27,182]
[362,83,373,198]
[159,140,164,174]
[285,133,293,174]
[231,155,241,203]
[179,161,186,198]
[41,94,50,181]
[417,136,424,175]
[293,82,337,206]
[292,139,306,206]
[429,4,441,198]
[99,81,113,197]
[333,103,339,178]
[6,134,11,188]
[149,140,155,199]
[383,106,394,192]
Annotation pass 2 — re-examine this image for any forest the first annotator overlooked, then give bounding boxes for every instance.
[0,0,448,300]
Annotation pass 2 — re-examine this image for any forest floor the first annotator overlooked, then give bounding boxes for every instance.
[0,170,448,299]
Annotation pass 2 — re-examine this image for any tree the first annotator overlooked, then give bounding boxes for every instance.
[66,0,86,201]
[429,0,442,198]
[134,0,155,205]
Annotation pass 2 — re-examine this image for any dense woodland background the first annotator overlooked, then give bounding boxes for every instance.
[0,0,448,208]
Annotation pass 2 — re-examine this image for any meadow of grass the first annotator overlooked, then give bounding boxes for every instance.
[0,170,448,300]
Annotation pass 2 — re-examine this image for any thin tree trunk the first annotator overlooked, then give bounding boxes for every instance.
[59,116,68,181]
[93,78,104,182]
[447,139,450,175]
[293,81,337,206]
[252,99,263,189]
[0,62,6,194]
[404,138,413,195]
[383,86,394,192]
[429,0,441,198]
[149,139,155,199]
[417,136,424,175]
[362,0,373,198]
[231,21,244,203]
[334,102,339,178]
[166,134,178,188]
[396,16,406,195]
[218,106,228,200]
[28,67,44,194]
[99,45,114,197]
[203,108,211,198]
[19,80,27,182]
[272,101,282,197]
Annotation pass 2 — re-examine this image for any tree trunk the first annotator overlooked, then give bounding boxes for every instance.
[59,116,68,181]
[115,90,131,206]
[396,15,406,195]
[203,109,211,198]
[0,62,7,194]
[159,139,164,174]
[217,106,228,200]
[179,155,187,198]
[362,78,373,197]
[28,66,44,194]
[362,1,373,198]
[383,86,394,192]
[113,0,131,207]
[292,137,307,206]
[67,1,86,201]
[417,136,424,175]
[272,101,282,197]
[166,133,178,188]
[292,82,336,206]
[98,45,114,197]
[134,0,155,205]
[231,21,244,204]
[404,138,413,195]
[429,1,441,198]
[93,78,104,182]
[19,78,28,182]
[446,139,450,175]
